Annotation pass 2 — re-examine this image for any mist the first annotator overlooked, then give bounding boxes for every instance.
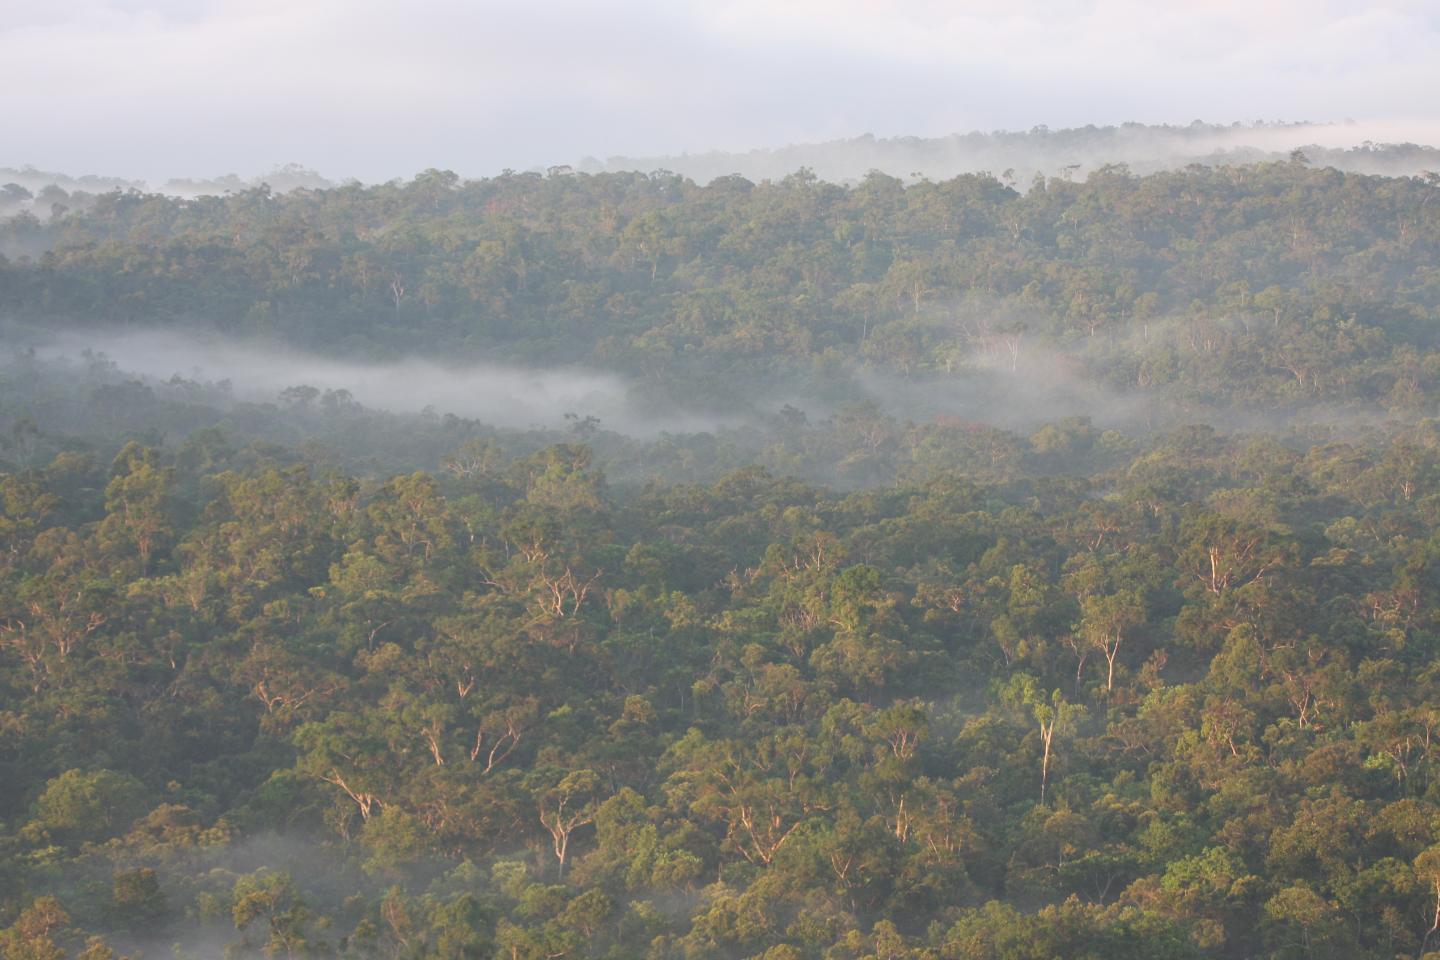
[0,163,336,227]
[9,1,1440,956]
[581,120,1440,185]
[25,327,1155,442]
[30,330,732,437]
[15,313,1400,467]
[6,121,1439,223]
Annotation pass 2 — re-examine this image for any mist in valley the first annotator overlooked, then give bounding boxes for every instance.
[30,329,733,437]
[13,324,1180,448]
[6,314,1400,498]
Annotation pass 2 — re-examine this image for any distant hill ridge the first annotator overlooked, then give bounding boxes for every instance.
[578,120,1440,184]
[5,122,1439,225]
[0,163,335,220]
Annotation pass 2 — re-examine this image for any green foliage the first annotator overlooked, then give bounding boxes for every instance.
[5,160,1440,958]
[26,770,146,848]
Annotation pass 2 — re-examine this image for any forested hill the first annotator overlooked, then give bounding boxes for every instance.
[4,159,1440,420]
[579,123,1440,186]
[6,158,1440,960]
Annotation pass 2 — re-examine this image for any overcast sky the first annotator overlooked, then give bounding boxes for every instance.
[3,0,1439,182]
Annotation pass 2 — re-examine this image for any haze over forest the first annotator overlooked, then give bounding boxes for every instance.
[7,2,1440,960]
[5,121,1440,212]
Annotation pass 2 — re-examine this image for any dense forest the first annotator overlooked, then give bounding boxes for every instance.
[4,156,1440,960]
[5,152,1440,420]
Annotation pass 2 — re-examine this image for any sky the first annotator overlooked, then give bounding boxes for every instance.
[3,0,1440,183]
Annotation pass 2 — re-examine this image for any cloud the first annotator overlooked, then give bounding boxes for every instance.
[1,1,1438,181]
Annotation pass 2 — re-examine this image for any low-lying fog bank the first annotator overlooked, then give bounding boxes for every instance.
[11,326,1378,446]
[20,327,1171,440]
[29,330,733,437]
[1,324,1414,493]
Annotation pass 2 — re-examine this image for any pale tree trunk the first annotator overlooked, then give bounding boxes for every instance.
[540,803,593,879]
[1105,630,1122,692]
[1039,718,1055,804]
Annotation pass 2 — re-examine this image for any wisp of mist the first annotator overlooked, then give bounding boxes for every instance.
[34,330,729,436]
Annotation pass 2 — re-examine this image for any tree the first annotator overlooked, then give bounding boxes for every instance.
[231,871,328,959]
[999,675,1083,804]
[537,770,600,879]
[1078,590,1145,693]
[1179,514,1291,597]
[110,868,165,929]
[1415,844,1440,957]
[28,769,146,847]
[1,897,69,960]
[98,443,173,573]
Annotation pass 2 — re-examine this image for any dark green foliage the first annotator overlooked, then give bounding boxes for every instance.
[0,420,1438,957]
[4,160,1440,958]
[3,160,1440,420]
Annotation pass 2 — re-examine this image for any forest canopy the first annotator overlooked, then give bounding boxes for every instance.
[3,157,1440,959]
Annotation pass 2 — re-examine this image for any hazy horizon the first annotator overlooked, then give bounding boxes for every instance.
[4,1,1439,183]
[5,119,1440,204]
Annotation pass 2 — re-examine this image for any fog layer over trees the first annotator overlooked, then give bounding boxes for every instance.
[579,121,1440,185]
